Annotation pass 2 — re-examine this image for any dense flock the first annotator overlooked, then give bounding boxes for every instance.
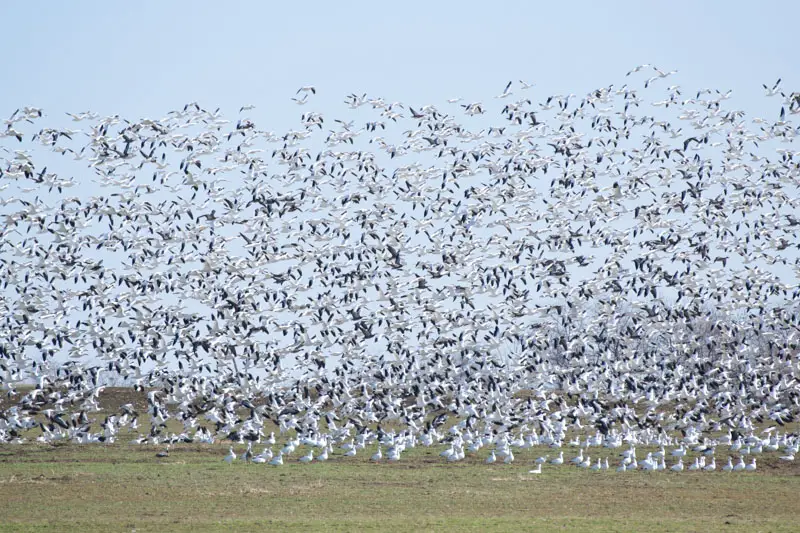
[1,66,799,472]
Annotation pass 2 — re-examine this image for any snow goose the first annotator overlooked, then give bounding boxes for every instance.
[371,446,383,462]
[269,451,284,466]
[485,449,496,464]
[252,447,271,464]
[224,447,236,465]
[299,448,314,463]
[570,448,585,465]
[722,457,734,472]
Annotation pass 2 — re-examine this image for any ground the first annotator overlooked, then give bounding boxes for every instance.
[0,389,798,532]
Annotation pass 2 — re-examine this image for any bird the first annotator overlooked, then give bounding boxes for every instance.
[224,447,236,465]
[495,81,513,99]
[763,79,782,96]
[723,458,734,472]
[299,449,314,463]
[252,447,271,464]
[486,449,496,464]
[269,451,284,466]
[371,446,382,462]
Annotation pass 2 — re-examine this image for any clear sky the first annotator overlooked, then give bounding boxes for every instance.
[2,0,797,123]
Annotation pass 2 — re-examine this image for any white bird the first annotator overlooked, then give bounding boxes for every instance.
[763,78,782,96]
[671,445,686,457]
[252,447,271,464]
[486,449,496,464]
[722,457,734,472]
[371,446,382,462]
[299,449,314,463]
[495,81,513,99]
[571,448,585,464]
[224,447,236,465]
[269,451,284,466]
[528,464,542,474]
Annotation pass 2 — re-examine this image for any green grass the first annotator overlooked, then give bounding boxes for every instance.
[0,442,798,532]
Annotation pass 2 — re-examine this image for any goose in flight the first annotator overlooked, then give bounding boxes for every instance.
[763,78,782,96]
[495,81,513,99]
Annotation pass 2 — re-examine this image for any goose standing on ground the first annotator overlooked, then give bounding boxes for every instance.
[224,447,236,465]
[371,446,382,462]
[299,448,314,463]
[723,458,734,472]
[269,451,284,466]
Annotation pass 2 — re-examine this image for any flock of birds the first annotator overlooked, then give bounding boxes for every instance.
[213,425,798,473]
[1,66,800,475]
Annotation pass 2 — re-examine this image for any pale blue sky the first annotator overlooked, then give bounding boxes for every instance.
[3,1,797,123]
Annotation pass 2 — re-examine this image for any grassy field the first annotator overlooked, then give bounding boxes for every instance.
[1,441,799,532]
[1,388,798,532]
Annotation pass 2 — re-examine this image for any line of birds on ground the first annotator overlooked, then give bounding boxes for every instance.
[210,425,797,473]
[1,67,799,471]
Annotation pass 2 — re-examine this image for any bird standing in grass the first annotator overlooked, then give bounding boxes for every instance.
[224,447,236,465]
